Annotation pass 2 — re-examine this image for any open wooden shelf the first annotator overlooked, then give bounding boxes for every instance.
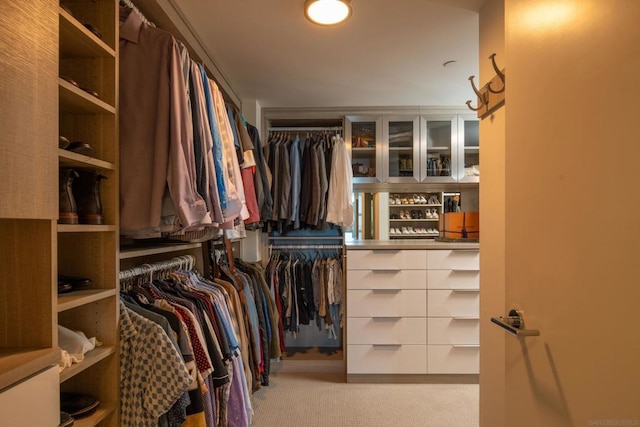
[59,7,115,59]
[119,242,202,259]
[59,78,116,115]
[58,289,117,312]
[59,149,115,171]
[73,404,116,427]
[59,346,116,384]
[58,224,117,233]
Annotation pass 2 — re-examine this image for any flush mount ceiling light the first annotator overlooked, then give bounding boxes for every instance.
[304,0,352,26]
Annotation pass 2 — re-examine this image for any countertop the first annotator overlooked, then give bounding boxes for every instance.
[345,239,479,250]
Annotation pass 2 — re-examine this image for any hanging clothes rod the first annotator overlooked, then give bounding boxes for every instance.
[269,244,343,250]
[119,255,195,282]
[268,236,344,240]
[268,126,343,132]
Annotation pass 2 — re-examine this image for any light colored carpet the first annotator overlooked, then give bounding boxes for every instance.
[250,373,479,426]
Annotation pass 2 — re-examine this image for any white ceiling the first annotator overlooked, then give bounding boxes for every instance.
[172,0,484,108]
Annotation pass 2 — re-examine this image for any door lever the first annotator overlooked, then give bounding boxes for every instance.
[491,309,540,337]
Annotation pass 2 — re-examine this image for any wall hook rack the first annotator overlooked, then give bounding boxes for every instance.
[465,53,506,119]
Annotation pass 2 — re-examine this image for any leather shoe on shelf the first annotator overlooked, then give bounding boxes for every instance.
[58,275,92,289]
[60,393,100,419]
[59,168,79,224]
[66,141,95,157]
[74,170,107,225]
[59,136,71,150]
[58,280,73,294]
[60,411,75,427]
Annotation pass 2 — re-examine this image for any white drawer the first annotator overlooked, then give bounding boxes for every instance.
[428,289,479,317]
[0,366,59,426]
[427,250,479,270]
[347,317,427,345]
[348,344,427,374]
[428,317,479,345]
[348,249,427,270]
[428,345,479,374]
[347,289,427,317]
[427,269,479,290]
[347,269,427,290]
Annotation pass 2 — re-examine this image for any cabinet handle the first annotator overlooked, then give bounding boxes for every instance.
[453,316,480,321]
[372,344,402,348]
[451,269,479,273]
[452,289,480,293]
[452,344,480,349]
[371,288,402,293]
[371,269,402,273]
[372,316,401,321]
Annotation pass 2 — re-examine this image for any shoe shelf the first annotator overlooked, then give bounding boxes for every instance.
[59,150,115,172]
[58,288,117,312]
[59,6,115,59]
[58,224,118,233]
[73,405,116,427]
[390,219,439,222]
[59,78,116,115]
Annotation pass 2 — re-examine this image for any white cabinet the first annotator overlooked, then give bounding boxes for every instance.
[426,249,479,374]
[0,367,59,426]
[346,247,480,378]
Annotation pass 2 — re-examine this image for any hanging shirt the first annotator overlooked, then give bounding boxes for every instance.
[326,135,354,227]
[119,11,208,234]
[119,301,193,427]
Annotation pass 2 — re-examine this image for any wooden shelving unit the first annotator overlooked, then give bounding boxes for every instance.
[57,1,119,425]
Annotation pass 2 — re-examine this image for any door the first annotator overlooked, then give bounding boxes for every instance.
[482,1,640,426]
[420,115,458,183]
[383,115,420,183]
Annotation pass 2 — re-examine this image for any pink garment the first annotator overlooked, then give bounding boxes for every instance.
[241,166,260,225]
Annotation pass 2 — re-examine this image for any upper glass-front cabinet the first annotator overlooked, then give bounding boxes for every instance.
[420,115,458,183]
[346,116,383,183]
[383,115,420,183]
[457,114,479,183]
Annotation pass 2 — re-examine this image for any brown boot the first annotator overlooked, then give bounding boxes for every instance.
[74,170,107,225]
[59,168,79,224]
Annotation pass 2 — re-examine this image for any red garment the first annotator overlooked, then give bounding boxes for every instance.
[241,167,260,224]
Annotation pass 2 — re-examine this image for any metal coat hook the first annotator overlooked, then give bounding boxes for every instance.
[466,75,487,111]
[487,53,505,94]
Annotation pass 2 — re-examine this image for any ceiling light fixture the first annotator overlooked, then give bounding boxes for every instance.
[304,0,352,26]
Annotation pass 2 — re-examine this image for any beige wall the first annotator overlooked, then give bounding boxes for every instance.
[478,1,505,426]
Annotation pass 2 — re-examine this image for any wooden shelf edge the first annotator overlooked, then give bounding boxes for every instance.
[72,404,116,427]
[0,348,60,391]
[119,242,202,259]
[58,224,117,233]
[58,289,117,312]
[59,346,116,384]
[59,150,115,171]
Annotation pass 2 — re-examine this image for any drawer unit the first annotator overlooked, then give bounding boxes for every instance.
[347,289,427,317]
[427,317,479,345]
[427,345,479,374]
[347,317,427,345]
[347,269,427,290]
[348,249,427,270]
[427,249,479,270]
[427,269,479,290]
[427,289,479,318]
[0,366,59,426]
[347,345,428,374]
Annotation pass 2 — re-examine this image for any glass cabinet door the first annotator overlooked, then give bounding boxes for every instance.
[457,114,479,183]
[420,115,458,183]
[346,116,383,183]
[383,115,420,183]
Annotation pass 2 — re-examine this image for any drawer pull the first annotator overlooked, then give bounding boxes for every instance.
[452,289,480,293]
[371,289,402,294]
[453,316,480,321]
[451,269,480,273]
[371,269,402,273]
[372,316,401,321]
[372,344,402,348]
[452,344,480,349]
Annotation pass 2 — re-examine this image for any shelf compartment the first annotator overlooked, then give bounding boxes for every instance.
[390,204,443,208]
[390,219,439,222]
[59,7,115,59]
[59,149,115,171]
[59,78,116,115]
[59,346,116,383]
[58,289,117,313]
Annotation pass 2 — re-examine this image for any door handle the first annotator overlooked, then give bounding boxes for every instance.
[491,309,540,337]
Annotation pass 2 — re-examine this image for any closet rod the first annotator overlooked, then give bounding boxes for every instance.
[119,255,195,281]
[268,126,343,132]
[269,244,343,250]
[268,236,344,240]
[119,0,155,27]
